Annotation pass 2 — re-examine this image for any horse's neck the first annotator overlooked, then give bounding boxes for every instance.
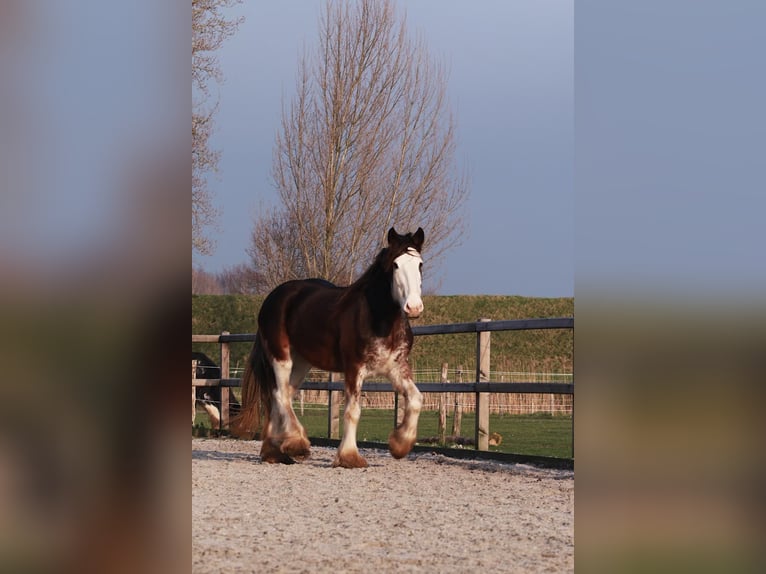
[343,250,405,334]
[361,268,404,334]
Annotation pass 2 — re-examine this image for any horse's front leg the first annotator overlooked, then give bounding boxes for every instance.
[333,369,368,468]
[388,364,423,459]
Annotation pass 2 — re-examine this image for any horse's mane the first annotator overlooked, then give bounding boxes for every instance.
[347,247,391,290]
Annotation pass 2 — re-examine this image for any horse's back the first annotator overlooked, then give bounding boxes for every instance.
[259,278,341,322]
[258,279,345,368]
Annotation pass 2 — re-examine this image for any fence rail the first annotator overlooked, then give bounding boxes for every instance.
[192,317,574,457]
[191,317,574,343]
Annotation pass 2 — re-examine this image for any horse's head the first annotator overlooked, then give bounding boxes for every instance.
[387,227,425,318]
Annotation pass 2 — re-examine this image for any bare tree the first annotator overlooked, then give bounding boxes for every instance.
[250,0,468,290]
[192,266,223,295]
[247,204,316,290]
[193,0,243,255]
[217,263,262,294]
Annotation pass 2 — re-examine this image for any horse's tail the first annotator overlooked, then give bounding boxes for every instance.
[231,332,274,440]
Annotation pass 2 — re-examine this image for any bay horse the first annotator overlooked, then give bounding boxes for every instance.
[234,227,425,468]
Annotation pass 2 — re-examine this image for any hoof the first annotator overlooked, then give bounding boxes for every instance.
[388,429,415,459]
[260,439,296,465]
[281,435,311,460]
[332,450,368,469]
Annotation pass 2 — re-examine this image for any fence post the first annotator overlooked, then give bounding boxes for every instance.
[328,372,340,439]
[220,331,230,430]
[452,366,463,436]
[475,318,491,451]
[438,362,448,444]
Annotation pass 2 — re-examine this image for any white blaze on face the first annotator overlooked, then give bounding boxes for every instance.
[392,248,424,318]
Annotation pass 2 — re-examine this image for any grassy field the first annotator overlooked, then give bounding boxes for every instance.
[193,405,573,459]
[298,406,573,459]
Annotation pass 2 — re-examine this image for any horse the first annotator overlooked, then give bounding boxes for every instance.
[192,351,241,428]
[233,227,425,468]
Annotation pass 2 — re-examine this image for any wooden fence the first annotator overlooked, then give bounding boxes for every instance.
[192,317,574,454]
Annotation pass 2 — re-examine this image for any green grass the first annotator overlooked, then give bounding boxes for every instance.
[299,406,573,459]
[195,405,573,459]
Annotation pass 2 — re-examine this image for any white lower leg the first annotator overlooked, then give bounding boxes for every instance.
[389,379,422,458]
[268,357,310,459]
[339,399,360,454]
[272,359,298,435]
[203,403,221,429]
[401,381,422,436]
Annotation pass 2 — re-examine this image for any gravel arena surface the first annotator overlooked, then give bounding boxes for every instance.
[192,438,573,573]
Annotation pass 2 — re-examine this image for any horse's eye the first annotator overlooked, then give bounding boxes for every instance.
[393,262,399,270]
[419,262,423,272]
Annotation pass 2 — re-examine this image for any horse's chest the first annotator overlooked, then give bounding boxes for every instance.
[364,338,408,377]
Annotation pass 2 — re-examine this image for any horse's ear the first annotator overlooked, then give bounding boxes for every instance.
[387,227,399,245]
[413,227,425,250]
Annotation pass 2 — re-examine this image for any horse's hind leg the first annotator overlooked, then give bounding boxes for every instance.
[262,354,311,462]
[281,354,312,459]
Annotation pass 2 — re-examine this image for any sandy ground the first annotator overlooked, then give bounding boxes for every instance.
[192,438,573,573]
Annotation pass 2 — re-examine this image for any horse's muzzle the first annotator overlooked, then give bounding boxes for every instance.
[404,301,424,318]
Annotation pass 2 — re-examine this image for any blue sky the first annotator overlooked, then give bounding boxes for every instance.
[195,0,574,297]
